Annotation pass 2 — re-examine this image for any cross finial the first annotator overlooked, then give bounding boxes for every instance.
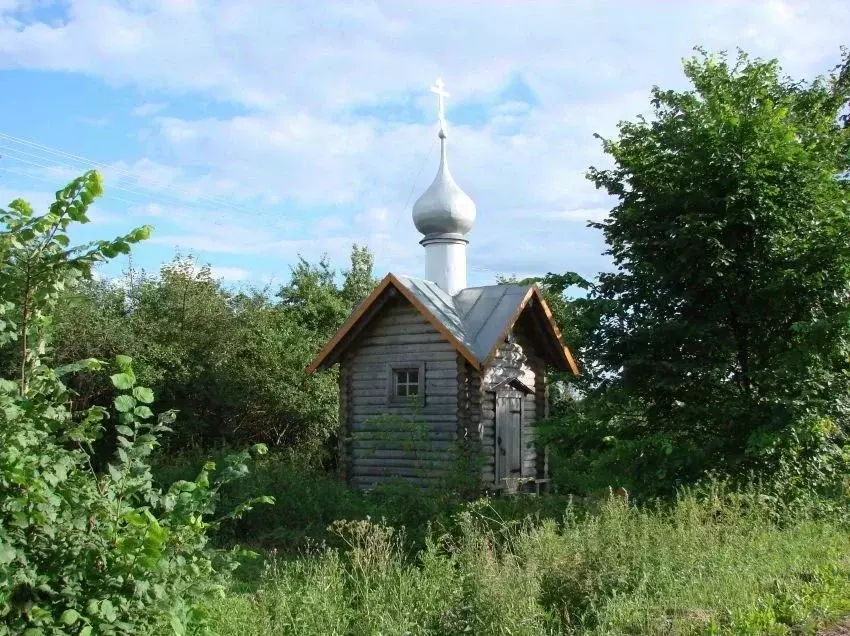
[430,77,450,137]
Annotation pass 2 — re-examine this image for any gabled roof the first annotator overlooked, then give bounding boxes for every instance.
[307,273,579,375]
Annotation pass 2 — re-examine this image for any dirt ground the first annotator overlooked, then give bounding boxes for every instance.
[820,619,850,635]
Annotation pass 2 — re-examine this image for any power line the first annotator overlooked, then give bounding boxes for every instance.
[0,146,188,208]
[395,142,434,230]
[0,131,264,217]
[0,149,253,229]
[0,165,145,209]
[0,156,255,236]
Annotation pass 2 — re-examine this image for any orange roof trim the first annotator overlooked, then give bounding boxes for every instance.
[307,274,579,376]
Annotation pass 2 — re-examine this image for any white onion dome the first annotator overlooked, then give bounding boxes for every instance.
[412,135,477,237]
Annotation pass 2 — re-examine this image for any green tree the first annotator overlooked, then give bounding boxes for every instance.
[570,49,850,494]
[341,244,377,307]
[0,172,149,394]
[48,244,378,457]
[0,172,271,633]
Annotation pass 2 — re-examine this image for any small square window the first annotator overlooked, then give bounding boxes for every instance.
[394,369,419,397]
[387,364,425,404]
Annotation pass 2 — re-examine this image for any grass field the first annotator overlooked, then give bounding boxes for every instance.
[204,484,850,635]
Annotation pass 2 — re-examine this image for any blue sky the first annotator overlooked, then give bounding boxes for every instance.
[0,0,846,288]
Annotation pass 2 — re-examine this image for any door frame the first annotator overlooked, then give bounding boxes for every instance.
[495,388,523,485]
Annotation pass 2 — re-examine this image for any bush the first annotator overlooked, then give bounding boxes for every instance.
[0,357,271,634]
[209,485,850,635]
[0,171,272,634]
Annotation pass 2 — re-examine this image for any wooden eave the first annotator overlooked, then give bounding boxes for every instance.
[480,286,580,376]
[307,273,482,373]
[307,275,579,377]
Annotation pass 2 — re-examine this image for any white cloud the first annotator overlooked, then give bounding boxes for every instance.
[539,208,610,223]
[209,266,249,281]
[314,216,347,235]
[132,102,167,117]
[0,186,52,211]
[0,0,846,281]
[76,116,109,127]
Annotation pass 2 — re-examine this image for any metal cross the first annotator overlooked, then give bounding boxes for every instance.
[430,77,449,135]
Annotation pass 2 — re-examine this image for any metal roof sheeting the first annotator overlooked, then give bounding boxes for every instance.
[308,272,578,374]
[395,276,531,365]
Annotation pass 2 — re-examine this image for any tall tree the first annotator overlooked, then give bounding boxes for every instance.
[342,244,377,307]
[581,49,850,492]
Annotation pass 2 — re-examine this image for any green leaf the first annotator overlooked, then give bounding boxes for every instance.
[171,614,186,635]
[124,511,147,527]
[101,598,117,622]
[128,225,153,242]
[134,406,154,419]
[114,395,136,413]
[56,358,104,377]
[60,609,81,625]
[115,424,134,437]
[0,541,15,565]
[133,386,155,404]
[0,379,18,394]
[110,372,135,390]
[115,355,133,372]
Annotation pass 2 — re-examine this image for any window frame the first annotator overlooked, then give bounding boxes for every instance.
[386,362,426,406]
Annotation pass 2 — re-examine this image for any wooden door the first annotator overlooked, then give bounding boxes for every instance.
[495,390,523,483]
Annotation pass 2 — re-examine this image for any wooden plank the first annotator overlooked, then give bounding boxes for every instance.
[350,431,457,442]
[495,395,505,482]
[349,387,457,399]
[351,422,458,434]
[352,359,457,371]
[357,332,448,347]
[351,395,456,408]
[354,340,455,354]
[510,397,521,473]
[351,411,459,421]
[351,466,451,478]
[351,380,457,390]
[358,322,439,338]
[352,457,455,468]
[350,370,457,383]
[351,415,460,425]
[352,446,457,461]
[353,456,455,468]
[350,350,458,365]
[387,274,482,371]
[352,442,457,452]
[308,276,396,372]
[351,475,444,487]
[371,312,433,327]
[338,360,351,481]
[349,369,457,382]
[349,382,457,394]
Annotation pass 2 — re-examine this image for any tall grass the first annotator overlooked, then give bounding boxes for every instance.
[208,485,850,635]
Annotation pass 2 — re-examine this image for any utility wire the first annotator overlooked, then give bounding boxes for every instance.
[0,131,263,217]
[0,165,146,209]
[394,142,434,230]
[0,146,185,207]
[0,150,242,228]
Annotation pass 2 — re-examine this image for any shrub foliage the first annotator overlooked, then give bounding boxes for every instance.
[539,49,850,496]
[0,172,271,634]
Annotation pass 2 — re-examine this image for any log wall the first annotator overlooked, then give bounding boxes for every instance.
[341,297,459,488]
